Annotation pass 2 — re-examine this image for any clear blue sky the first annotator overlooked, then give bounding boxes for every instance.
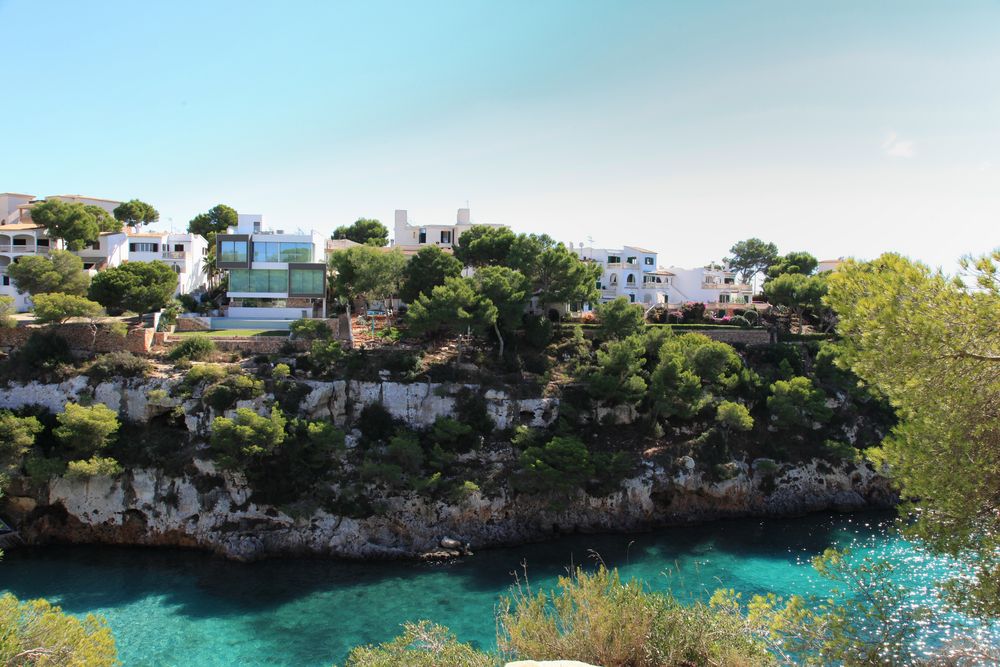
[3,0,998,270]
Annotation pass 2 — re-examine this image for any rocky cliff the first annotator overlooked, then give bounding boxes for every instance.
[0,375,895,561]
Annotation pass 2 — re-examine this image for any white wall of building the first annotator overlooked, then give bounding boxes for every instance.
[392,208,503,251]
[576,244,672,308]
[666,266,754,311]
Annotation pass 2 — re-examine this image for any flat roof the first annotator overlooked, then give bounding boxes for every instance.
[0,192,36,198]
[0,223,42,231]
[623,245,658,254]
[50,194,121,204]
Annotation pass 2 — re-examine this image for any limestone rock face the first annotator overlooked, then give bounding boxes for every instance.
[0,375,896,562]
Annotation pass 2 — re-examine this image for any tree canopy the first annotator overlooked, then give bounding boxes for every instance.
[7,250,90,296]
[400,246,462,303]
[826,251,1000,617]
[766,251,818,280]
[405,276,497,339]
[328,245,406,310]
[29,199,121,251]
[595,297,645,340]
[187,204,237,238]
[0,593,119,666]
[332,218,388,246]
[88,260,178,315]
[726,238,779,284]
[763,272,829,331]
[54,402,120,459]
[453,225,516,267]
[32,293,104,324]
[112,199,159,227]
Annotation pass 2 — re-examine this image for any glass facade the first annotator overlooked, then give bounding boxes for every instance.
[289,268,325,295]
[252,242,312,263]
[219,240,248,263]
[229,269,288,293]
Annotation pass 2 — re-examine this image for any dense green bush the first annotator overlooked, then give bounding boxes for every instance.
[595,297,645,340]
[513,435,593,497]
[729,315,751,329]
[344,621,493,667]
[356,402,397,445]
[65,456,124,479]
[289,318,332,340]
[168,335,215,361]
[428,417,474,452]
[522,314,553,348]
[0,593,119,666]
[210,406,287,470]
[497,567,773,666]
[2,331,74,381]
[0,411,43,471]
[203,374,264,412]
[309,339,343,375]
[53,402,120,459]
[767,376,833,429]
[24,456,68,484]
[585,335,647,406]
[86,351,151,381]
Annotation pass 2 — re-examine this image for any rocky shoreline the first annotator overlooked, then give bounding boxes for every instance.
[0,374,896,561]
[2,457,894,562]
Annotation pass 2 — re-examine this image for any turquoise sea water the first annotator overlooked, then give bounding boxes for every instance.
[0,512,995,666]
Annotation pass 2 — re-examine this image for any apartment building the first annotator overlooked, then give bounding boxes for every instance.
[216,214,327,320]
[575,244,673,307]
[0,193,208,311]
[392,207,503,252]
[666,265,754,314]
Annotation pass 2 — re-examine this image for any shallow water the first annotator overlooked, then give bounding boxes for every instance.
[0,512,993,666]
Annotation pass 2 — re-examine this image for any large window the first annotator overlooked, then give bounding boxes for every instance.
[289,268,325,295]
[252,242,312,263]
[220,240,248,263]
[129,242,159,253]
[229,269,288,293]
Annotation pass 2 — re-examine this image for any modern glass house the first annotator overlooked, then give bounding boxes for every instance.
[216,214,327,320]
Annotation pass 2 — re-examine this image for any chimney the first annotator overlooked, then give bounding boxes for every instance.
[456,208,470,225]
[394,209,408,226]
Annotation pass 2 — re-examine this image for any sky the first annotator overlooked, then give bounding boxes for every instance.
[2,0,999,271]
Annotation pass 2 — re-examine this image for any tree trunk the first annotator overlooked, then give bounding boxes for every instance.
[493,321,504,360]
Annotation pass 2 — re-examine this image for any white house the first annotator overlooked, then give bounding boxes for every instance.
[666,265,754,314]
[216,214,327,320]
[575,244,673,308]
[392,207,503,252]
[0,192,209,311]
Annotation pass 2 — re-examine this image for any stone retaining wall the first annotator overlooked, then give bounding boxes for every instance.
[0,324,153,354]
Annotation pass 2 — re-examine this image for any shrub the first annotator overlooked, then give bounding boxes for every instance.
[680,301,707,324]
[356,402,396,444]
[176,363,228,394]
[202,374,264,412]
[429,417,474,452]
[387,431,424,475]
[88,260,177,315]
[767,376,833,429]
[53,402,120,459]
[272,363,291,379]
[168,335,215,361]
[497,566,772,666]
[0,593,119,666]
[715,401,754,432]
[8,331,73,376]
[595,297,646,340]
[210,406,286,470]
[86,351,151,381]
[383,350,421,375]
[729,315,751,329]
[310,339,343,374]
[522,314,553,348]
[344,621,493,667]
[513,435,593,497]
[0,411,43,470]
[585,335,647,406]
[24,456,68,484]
[454,389,495,437]
[65,456,124,479]
[289,318,331,340]
[0,295,15,329]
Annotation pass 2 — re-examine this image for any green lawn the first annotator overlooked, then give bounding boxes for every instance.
[172,329,288,338]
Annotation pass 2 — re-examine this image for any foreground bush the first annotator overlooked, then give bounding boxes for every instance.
[168,335,215,361]
[86,351,151,381]
[343,621,493,667]
[345,567,772,666]
[0,593,118,666]
[498,566,772,667]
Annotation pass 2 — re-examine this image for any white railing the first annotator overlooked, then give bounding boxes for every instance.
[0,244,50,254]
[162,251,185,259]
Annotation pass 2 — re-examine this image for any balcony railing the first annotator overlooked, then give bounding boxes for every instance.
[162,251,186,259]
[641,282,667,289]
[0,244,50,254]
[701,281,745,289]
